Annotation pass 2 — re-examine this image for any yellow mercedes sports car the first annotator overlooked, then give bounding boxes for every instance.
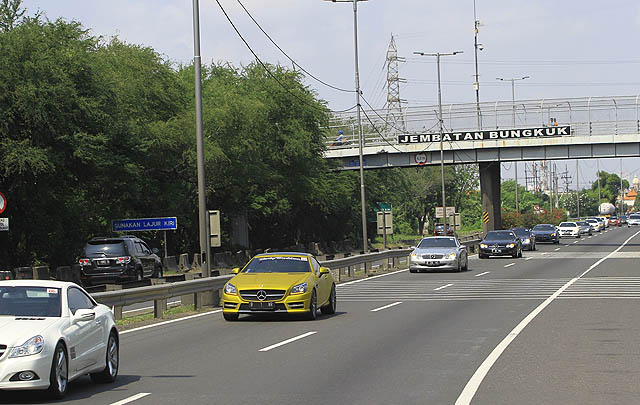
[222,252,336,321]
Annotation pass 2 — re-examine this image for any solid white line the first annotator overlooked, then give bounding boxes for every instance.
[504,263,515,268]
[371,301,403,312]
[110,393,151,405]
[554,248,561,251]
[259,331,317,352]
[434,283,453,291]
[573,241,579,244]
[475,271,490,277]
[337,268,407,287]
[120,310,222,335]
[524,257,533,261]
[455,230,640,405]
[541,252,548,255]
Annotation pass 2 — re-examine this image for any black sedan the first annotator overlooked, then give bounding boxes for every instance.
[512,227,536,251]
[531,223,560,244]
[479,230,523,258]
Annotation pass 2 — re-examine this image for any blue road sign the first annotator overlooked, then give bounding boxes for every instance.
[112,217,178,232]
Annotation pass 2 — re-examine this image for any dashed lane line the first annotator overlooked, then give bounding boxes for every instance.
[434,283,453,291]
[504,263,515,268]
[524,257,533,261]
[371,301,403,312]
[554,247,561,251]
[259,332,317,352]
[475,271,490,277]
[110,393,151,405]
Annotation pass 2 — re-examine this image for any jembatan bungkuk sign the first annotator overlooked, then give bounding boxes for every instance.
[398,125,570,144]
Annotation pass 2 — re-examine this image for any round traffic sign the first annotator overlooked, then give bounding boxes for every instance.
[0,192,5,214]
[414,152,428,166]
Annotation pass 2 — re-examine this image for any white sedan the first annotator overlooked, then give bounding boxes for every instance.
[0,280,118,398]
[558,221,581,238]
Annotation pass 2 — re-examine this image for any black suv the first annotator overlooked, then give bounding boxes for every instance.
[78,236,163,285]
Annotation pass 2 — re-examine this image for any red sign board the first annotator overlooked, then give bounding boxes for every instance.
[0,192,5,214]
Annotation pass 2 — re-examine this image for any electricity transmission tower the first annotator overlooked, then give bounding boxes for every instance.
[384,35,406,134]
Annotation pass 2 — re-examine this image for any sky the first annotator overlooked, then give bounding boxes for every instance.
[20,0,640,189]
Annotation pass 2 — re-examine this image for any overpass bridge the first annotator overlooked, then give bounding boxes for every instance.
[323,95,640,232]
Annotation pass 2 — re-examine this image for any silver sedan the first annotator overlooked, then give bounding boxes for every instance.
[409,236,469,273]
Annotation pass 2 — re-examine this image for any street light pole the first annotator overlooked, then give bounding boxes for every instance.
[325,0,369,253]
[192,0,210,277]
[576,160,580,218]
[496,75,529,213]
[414,50,463,230]
[473,0,482,129]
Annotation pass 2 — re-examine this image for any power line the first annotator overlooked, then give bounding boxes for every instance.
[214,0,356,114]
[235,0,354,93]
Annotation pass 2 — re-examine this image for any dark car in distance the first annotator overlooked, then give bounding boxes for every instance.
[433,224,456,237]
[479,230,522,258]
[78,236,163,285]
[531,223,560,244]
[511,227,536,251]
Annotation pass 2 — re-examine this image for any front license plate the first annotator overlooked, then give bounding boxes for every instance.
[250,302,275,311]
[427,261,439,266]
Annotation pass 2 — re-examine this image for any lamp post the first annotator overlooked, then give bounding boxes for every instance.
[496,75,529,213]
[473,0,482,129]
[414,50,463,230]
[576,160,580,218]
[325,0,369,252]
[192,0,210,277]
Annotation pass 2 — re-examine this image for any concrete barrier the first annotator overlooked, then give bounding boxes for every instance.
[163,256,179,272]
[32,266,50,280]
[178,253,191,271]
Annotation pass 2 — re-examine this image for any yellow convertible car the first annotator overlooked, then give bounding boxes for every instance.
[222,252,336,321]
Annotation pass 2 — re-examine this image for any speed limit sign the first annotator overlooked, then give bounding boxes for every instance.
[0,192,6,214]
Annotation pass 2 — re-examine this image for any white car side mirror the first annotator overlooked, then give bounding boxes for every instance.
[73,308,96,323]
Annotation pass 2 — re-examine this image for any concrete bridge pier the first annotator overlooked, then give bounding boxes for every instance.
[480,162,501,234]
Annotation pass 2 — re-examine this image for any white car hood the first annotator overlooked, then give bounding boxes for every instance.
[0,316,63,347]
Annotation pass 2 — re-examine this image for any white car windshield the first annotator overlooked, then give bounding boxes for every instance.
[418,238,457,248]
[559,223,577,227]
[0,286,62,317]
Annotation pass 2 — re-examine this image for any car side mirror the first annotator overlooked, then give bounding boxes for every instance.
[320,267,331,276]
[152,248,159,254]
[460,245,467,250]
[231,267,240,274]
[73,308,95,323]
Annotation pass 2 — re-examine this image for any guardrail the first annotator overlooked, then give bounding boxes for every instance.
[92,275,232,320]
[90,235,484,320]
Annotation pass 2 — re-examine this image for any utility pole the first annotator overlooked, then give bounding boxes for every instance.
[620,159,624,216]
[473,0,482,129]
[560,164,572,194]
[414,50,464,230]
[497,76,529,213]
[597,159,601,202]
[192,0,210,277]
[325,0,369,253]
[576,160,580,218]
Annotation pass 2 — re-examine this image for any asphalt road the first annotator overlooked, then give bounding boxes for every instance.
[3,225,640,404]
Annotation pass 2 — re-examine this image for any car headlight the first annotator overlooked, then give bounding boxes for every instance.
[9,335,44,358]
[411,252,418,259]
[480,243,487,248]
[224,283,237,295]
[290,282,308,295]
[551,233,556,237]
[447,252,457,259]
[507,243,515,248]
[524,238,531,243]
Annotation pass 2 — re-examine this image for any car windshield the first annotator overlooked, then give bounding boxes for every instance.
[484,231,515,240]
[85,240,126,256]
[577,222,588,226]
[533,225,555,231]
[0,286,62,317]
[243,256,311,273]
[630,215,640,219]
[418,238,456,248]
[559,222,576,227]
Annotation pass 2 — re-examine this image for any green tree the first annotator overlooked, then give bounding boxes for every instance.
[0,0,25,31]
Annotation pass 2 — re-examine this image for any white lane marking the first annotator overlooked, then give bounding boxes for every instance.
[120,310,222,335]
[541,252,548,255]
[573,241,579,244]
[455,230,640,405]
[123,300,181,314]
[338,268,407,287]
[588,236,592,238]
[371,301,403,312]
[554,248,561,251]
[504,263,515,268]
[434,283,453,291]
[110,393,151,405]
[524,257,533,261]
[475,271,490,277]
[259,331,317,352]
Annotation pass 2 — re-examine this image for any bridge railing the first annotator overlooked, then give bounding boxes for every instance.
[325,95,640,149]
